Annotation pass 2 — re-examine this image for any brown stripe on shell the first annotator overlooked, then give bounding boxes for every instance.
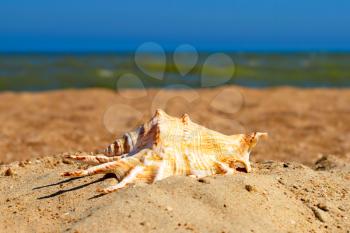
[123,134,131,153]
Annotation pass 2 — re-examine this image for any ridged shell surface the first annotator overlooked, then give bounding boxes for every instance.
[63,109,267,192]
[101,109,266,179]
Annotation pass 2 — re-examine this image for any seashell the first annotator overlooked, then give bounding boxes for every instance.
[62,109,267,193]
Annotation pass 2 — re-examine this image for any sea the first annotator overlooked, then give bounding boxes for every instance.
[0,52,349,91]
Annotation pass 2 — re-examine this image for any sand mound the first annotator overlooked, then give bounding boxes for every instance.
[1,156,349,233]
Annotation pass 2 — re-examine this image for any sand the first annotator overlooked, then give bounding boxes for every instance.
[1,87,350,165]
[0,86,350,232]
[1,155,349,233]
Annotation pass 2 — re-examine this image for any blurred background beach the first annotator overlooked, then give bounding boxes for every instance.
[1,1,350,91]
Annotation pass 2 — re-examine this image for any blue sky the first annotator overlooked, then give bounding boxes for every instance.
[1,0,350,52]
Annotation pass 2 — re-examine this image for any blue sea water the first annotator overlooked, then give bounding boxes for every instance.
[0,52,349,91]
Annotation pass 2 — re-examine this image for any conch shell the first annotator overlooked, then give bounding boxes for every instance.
[62,109,267,193]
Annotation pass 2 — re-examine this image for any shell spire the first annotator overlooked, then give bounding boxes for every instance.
[97,109,165,156]
[98,130,138,156]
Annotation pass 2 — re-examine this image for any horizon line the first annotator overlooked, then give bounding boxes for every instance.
[1,49,350,54]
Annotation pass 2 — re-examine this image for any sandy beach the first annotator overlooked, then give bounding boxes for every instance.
[1,86,350,232]
[1,86,349,165]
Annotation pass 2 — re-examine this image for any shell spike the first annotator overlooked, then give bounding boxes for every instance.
[255,132,268,140]
[233,132,267,173]
[240,132,267,151]
[243,160,252,173]
[181,113,191,123]
[248,132,267,150]
[154,109,165,117]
